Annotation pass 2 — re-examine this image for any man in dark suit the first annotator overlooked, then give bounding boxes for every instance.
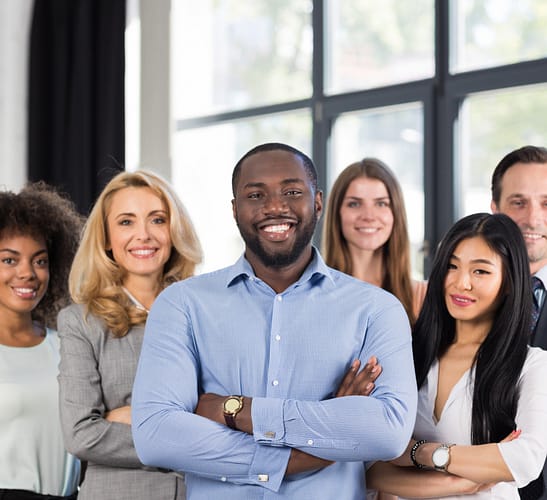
[491,145,547,500]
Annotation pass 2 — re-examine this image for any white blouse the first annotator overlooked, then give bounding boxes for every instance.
[0,330,80,495]
[400,347,547,499]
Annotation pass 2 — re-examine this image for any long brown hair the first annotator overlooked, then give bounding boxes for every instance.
[322,158,416,323]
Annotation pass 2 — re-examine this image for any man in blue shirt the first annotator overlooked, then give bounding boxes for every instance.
[132,143,417,499]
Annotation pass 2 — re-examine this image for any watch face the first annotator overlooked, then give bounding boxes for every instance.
[224,397,242,414]
[432,447,450,467]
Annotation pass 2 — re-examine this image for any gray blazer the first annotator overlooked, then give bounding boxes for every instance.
[58,304,185,500]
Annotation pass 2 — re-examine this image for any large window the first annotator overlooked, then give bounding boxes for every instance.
[458,83,547,216]
[166,0,547,274]
[172,1,312,118]
[451,0,547,220]
[326,0,434,93]
[450,0,547,72]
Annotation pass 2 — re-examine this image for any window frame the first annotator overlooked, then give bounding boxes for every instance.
[166,0,547,275]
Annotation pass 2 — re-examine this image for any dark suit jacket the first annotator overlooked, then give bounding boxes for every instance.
[533,303,547,350]
[525,301,547,499]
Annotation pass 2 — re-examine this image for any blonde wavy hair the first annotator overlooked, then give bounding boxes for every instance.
[69,170,202,337]
[322,158,416,324]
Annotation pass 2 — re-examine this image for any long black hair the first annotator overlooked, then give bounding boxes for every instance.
[413,213,531,444]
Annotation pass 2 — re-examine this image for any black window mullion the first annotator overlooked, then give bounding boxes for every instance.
[430,0,455,274]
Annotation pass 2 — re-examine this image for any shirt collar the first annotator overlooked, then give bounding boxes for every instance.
[534,264,547,288]
[226,247,335,289]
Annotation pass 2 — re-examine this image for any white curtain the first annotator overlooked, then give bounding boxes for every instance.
[0,0,34,191]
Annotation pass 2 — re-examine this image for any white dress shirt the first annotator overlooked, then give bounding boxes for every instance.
[400,347,547,499]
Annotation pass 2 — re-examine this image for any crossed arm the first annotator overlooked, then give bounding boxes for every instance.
[195,357,382,476]
[367,428,529,497]
[368,351,547,496]
[58,306,145,468]
[132,289,418,491]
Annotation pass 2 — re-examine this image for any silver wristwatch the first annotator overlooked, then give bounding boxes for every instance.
[431,443,454,472]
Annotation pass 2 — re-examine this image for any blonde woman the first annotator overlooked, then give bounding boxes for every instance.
[58,171,201,500]
[323,158,426,325]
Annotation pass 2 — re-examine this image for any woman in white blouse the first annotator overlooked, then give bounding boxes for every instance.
[367,212,547,499]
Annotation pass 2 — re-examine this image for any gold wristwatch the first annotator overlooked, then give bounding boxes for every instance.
[223,395,244,429]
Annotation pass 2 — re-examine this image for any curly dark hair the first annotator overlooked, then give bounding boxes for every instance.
[0,182,83,328]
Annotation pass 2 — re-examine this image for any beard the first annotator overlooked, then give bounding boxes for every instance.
[237,211,318,268]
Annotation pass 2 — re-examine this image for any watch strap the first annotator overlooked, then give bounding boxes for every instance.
[224,412,237,429]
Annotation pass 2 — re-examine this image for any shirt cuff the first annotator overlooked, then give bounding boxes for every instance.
[248,443,291,492]
[252,396,286,445]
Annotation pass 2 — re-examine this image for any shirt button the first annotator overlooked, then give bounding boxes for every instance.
[221,476,227,482]
[307,439,314,445]
[272,380,279,386]
[276,295,282,301]
[275,334,281,341]
[258,474,269,482]
[264,431,276,438]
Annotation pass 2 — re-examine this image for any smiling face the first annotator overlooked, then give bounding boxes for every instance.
[492,161,547,274]
[232,149,322,270]
[0,234,49,319]
[339,176,394,255]
[444,236,504,328]
[106,186,172,287]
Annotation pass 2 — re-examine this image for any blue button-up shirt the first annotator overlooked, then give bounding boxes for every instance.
[132,249,417,499]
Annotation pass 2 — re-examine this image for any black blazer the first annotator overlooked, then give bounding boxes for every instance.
[533,302,547,350]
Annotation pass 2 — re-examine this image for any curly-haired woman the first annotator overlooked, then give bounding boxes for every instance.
[0,182,83,500]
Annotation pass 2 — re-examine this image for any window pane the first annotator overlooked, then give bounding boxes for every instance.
[326,0,434,94]
[330,103,425,278]
[171,0,312,118]
[451,0,547,73]
[172,111,312,273]
[458,84,547,216]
